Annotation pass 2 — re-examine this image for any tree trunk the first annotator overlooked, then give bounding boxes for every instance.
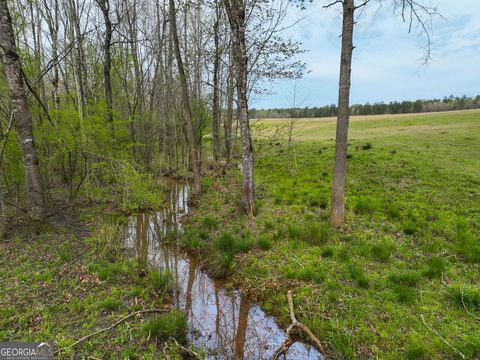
[0,0,46,221]
[331,0,355,226]
[224,50,234,164]
[212,0,221,162]
[169,0,201,193]
[97,0,114,136]
[224,0,255,216]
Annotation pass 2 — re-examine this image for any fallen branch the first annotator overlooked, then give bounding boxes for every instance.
[272,290,327,359]
[420,314,465,359]
[54,309,170,354]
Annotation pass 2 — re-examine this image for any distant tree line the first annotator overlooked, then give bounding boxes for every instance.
[250,95,480,119]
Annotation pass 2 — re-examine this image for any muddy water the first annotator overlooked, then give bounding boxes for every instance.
[124,180,322,360]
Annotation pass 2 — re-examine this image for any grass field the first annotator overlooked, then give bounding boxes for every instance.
[184,110,480,359]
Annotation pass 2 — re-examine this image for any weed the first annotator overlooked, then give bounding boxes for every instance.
[362,143,372,150]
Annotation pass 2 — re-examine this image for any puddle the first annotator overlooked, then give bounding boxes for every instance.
[124,179,323,359]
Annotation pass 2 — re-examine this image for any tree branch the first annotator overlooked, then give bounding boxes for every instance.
[272,290,327,359]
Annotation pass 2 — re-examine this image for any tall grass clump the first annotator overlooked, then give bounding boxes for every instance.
[347,263,369,288]
[370,237,395,262]
[302,222,330,246]
[424,256,446,279]
[143,310,187,342]
[388,270,421,303]
[148,269,172,293]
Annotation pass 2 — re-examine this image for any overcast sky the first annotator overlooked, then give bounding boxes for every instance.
[251,0,480,109]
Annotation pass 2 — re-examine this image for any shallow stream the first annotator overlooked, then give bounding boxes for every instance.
[123,180,322,359]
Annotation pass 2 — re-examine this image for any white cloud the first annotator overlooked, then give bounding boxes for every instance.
[252,0,480,108]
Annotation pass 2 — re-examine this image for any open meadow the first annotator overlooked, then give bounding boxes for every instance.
[184,110,480,359]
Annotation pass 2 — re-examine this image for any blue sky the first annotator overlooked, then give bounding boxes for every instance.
[251,0,480,109]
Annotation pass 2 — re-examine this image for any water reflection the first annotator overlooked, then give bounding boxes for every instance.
[124,180,322,360]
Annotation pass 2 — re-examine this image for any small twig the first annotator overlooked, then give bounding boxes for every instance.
[461,291,480,321]
[54,309,170,354]
[420,314,465,359]
[169,337,201,359]
[323,0,342,9]
[290,255,305,269]
[272,290,327,359]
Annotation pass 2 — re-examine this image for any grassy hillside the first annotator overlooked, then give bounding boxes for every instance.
[185,110,480,359]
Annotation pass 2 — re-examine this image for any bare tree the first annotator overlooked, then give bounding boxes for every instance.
[0,0,46,221]
[224,0,256,216]
[211,0,222,162]
[328,0,438,226]
[96,0,114,135]
[169,0,201,193]
[330,0,355,226]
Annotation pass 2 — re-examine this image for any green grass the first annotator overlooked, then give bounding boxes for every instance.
[183,110,480,359]
[0,203,185,358]
[143,310,187,342]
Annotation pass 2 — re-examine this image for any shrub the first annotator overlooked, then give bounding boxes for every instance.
[143,310,187,342]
